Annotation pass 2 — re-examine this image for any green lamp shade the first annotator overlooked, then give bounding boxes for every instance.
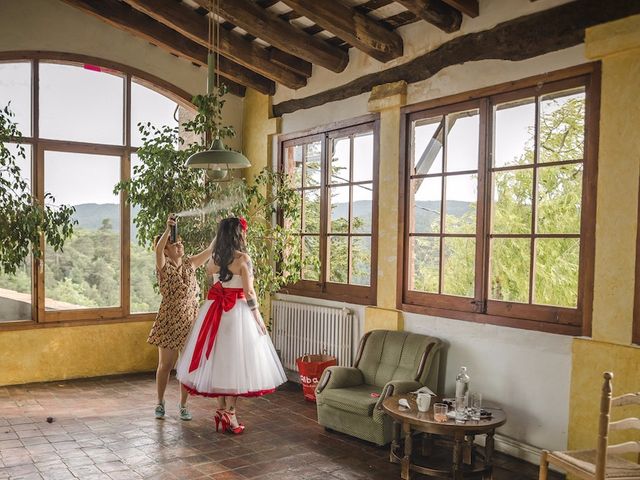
[185,138,251,169]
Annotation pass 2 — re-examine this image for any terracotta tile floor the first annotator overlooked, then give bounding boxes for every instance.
[0,373,563,480]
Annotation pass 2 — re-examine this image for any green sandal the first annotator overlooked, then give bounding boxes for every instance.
[154,401,165,419]
[179,404,192,421]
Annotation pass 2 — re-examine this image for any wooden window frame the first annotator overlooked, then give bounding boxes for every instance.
[278,115,380,305]
[0,52,193,331]
[633,174,640,345]
[399,63,601,336]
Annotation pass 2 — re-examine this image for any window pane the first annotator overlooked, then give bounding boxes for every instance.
[0,62,31,136]
[534,238,579,308]
[304,142,321,188]
[409,236,439,293]
[302,235,320,281]
[284,145,303,188]
[329,186,350,233]
[446,109,479,172]
[0,256,32,322]
[442,237,475,297]
[489,238,530,303]
[411,177,441,234]
[330,137,350,184]
[491,168,533,234]
[352,183,372,234]
[0,144,32,321]
[2,143,31,189]
[130,154,160,313]
[539,89,585,163]
[131,81,178,147]
[351,237,371,286]
[44,151,121,310]
[537,163,583,234]
[328,236,348,284]
[353,133,373,182]
[40,63,124,145]
[494,98,535,168]
[303,189,321,234]
[445,174,477,234]
[413,117,443,175]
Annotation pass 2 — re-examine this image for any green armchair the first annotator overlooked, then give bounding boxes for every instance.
[315,329,442,445]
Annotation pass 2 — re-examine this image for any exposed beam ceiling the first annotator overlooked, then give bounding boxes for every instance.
[442,0,479,18]
[279,0,404,63]
[395,0,463,32]
[122,0,307,90]
[61,0,274,95]
[192,0,349,73]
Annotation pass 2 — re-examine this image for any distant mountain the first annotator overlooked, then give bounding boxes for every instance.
[73,200,473,238]
[332,200,473,230]
[72,203,141,240]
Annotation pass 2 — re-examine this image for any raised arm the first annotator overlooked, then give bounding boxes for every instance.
[189,236,216,269]
[240,254,267,335]
[155,214,174,272]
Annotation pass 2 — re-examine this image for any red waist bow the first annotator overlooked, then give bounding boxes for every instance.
[188,282,244,373]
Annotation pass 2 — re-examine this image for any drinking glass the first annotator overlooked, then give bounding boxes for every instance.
[433,403,448,422]
[469,392,482,421]
[417,393,431,412]
[455,396,467,423]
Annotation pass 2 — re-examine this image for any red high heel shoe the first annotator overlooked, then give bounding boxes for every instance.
[214,409,226,432]
[222,410,245,435]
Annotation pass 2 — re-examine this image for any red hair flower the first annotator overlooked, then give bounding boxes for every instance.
[238,216,248,232]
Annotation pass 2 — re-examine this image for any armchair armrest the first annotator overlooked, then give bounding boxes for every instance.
[376,380,422,410]
[316,366,364,395]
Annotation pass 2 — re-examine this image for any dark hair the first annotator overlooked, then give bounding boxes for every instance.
[213,217,247,282]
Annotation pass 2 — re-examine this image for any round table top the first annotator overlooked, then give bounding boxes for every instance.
[382,395,506,435]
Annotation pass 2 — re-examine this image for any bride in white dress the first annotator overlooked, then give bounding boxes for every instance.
[176,217,286,434]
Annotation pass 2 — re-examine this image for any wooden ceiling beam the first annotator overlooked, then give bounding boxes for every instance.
[122,0,307,90]
[61,0,273,95]
[279,0,403,63]
[193,0,349,73]
[268,48,313,78]
[395,0,462,33]
[442,0,479,18]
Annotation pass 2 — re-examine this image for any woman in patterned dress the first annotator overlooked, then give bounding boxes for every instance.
[148,214,214,420]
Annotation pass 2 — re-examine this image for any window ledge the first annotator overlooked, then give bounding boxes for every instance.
[401,302,583,336]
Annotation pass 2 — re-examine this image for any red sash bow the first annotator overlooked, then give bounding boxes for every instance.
[188,282,244,373]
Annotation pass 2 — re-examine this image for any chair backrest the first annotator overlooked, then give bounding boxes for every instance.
[354,330,442,390]
[595,372,640,479]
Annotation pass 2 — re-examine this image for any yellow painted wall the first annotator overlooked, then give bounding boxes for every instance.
[568,15,640,450]
[0,321,157,386]
[569,340,640,449]
[363,81,407,332]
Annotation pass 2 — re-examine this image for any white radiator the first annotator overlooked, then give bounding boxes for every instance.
[271,300,355,371]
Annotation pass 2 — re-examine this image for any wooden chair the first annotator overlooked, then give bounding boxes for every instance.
[539,372,640,480]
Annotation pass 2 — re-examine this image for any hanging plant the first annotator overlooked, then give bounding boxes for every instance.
[114,84,301,308]
[0,104,76,275]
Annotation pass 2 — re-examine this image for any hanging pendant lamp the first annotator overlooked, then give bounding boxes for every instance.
[185,0,250,173]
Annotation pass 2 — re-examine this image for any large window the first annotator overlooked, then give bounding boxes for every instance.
[280,118,379,304]
[402,67,599,335]
[0,56,187,324]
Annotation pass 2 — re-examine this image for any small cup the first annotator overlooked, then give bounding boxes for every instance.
[433,403,448,422]
[416,393,431,413]
[469,392,482,421]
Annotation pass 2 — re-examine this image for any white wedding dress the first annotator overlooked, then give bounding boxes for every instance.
[176,274,286,397]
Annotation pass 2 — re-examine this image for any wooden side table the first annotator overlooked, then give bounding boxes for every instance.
[382,395,507,480]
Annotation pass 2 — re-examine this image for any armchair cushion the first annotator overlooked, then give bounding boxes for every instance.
[316,366,363,394]
[318,384,381,416]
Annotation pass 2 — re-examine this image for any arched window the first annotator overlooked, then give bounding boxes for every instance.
[0,56,193,324]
